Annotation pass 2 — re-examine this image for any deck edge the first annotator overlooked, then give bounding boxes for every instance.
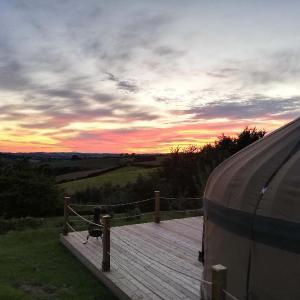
[60,234,131,300]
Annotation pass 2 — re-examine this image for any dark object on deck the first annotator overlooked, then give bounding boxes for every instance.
[198,250,204,262]
[83,207,105,244]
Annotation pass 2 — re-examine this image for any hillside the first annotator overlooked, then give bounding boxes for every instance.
[59,166,158,194]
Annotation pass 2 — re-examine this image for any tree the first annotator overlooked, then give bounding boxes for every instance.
[161,127,266,197]
[0,160,62,218]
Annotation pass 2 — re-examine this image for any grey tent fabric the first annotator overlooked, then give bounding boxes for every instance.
[203,117,300,300]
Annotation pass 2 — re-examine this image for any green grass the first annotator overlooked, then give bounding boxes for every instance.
[59,166,158,194]
[0,209,202,300]
[0,225,116,300]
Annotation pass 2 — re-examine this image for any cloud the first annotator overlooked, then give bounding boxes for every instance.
[206,68,239,79]
[0,60,33,91]
[39,88,83,100]
[154,46,185,57]
[61,119,280,153]
[247,49,300,85]
[92,93,116,103]
[106,72,139,93]
[117,80,138,93]
[206,49,300,87]
[0,1,299,153]
[178,96,300,120]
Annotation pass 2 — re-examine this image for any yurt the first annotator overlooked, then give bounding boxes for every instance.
[203,117,300,300]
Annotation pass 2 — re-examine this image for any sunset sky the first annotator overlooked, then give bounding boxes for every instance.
[0,0,300,153]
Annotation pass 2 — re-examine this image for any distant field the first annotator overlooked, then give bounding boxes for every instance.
[49,157,124,177]
[49,157,121,170]
[59,166,158,194]
[55,166,120,183]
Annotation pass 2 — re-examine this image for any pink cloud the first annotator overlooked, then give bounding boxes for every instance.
[61,119,283,153]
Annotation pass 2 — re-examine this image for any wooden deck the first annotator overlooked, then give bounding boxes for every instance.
[60,217,203,300]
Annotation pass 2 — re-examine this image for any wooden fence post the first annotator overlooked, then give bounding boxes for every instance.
[212,264,227,300]
[63,196,70,236]
[102,215,111,272]
[154,190,160,223]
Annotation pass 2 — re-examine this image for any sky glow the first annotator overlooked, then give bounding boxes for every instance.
[0,0,300,153]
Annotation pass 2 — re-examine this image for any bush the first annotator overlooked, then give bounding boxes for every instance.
[0,160,62,218]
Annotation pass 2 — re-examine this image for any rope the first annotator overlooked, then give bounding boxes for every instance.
[67,205,104,228]
[66,222,77,232]
[112,211,153,221]
[160,197,202,201]
[199,278,212,286]
[66,222,88,241]
[68,218,88,223]
[69,197,154,208]
[223,289,240,300]
[171,208,203,214]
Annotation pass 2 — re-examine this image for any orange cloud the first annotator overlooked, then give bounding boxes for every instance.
[0,114,290,153]
[60,118,285,153]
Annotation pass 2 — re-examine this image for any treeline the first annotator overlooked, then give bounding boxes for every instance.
[0,127,265,218]
[161,127,266,198]
[73,127,265,206]
[0,160,61,218]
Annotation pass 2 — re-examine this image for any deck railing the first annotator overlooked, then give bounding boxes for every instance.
[199,265,240,300]
[63,191,202,271]
[61,192,240,300]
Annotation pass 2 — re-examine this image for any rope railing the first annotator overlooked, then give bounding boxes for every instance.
[67,205,104,228]
[111,211,154,221]
[63,197,111,272]
[69,197,154,208]
[199,278,213,286]
[66,191,203,227]
[62,193,241,300]
[170,208,203,214]
[223,289,240,300]
[62,190,203,274]
[66,221,77,233]
[160,196,202,200]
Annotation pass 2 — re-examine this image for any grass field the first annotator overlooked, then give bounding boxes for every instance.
[59,166,158,194]
[0,220,116,300]
[55,166,120,183]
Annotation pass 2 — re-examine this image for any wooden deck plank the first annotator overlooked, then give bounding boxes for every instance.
[110,236,200,299]
[61,216,203,300]
[114,225,201,268]
[111,228,201,278]
[118,223,200,259]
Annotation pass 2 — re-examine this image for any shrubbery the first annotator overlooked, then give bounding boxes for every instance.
[0,160,62,218]
[162,127,266,197]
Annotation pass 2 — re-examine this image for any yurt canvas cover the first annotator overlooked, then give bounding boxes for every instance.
[203,117,300,300]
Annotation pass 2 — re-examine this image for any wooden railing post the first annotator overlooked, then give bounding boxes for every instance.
[212,264,227,300]
[102,215,111,272]
[154,190,160,223]
[63,196,70,236]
